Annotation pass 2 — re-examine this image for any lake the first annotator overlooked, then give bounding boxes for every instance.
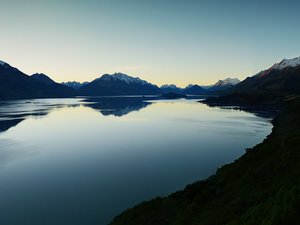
[0,97,273,225]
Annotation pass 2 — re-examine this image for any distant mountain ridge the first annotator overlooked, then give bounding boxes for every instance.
[228,56,300,96]
[1,56,299,100]
[183,84,208,95]
[160,84,183,93]
[213,78,240,86]
[272,56,300,70]
[0,60,7,66]
[61,81,89,90]
[209,78,241,91]
[0,60,75,100]
[99,73,149,85]
[78,73,161,96]
[0,60,244,100]
[204,56,300,106]
[159,78,240,94]
[31,73,56,85]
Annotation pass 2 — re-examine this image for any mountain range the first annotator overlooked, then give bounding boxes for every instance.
[78,73,160,96]
[1,56,300,100]
[159,78,241,95]
[108,56,300,225]
[204,56,300,106]
[208,78,241,91]
[61,81,89,90]
[230,57,300,95]
[0,59,241,99]
[0,61,74,100]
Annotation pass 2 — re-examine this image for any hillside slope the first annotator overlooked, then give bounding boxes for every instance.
[109,97,300,225]
[228,57,300,97]
[0,62,75,100]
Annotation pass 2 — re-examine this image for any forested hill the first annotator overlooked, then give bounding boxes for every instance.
[109,96,300,225]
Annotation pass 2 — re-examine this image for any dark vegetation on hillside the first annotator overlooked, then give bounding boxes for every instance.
[203,92,284,107]
[230,66,300,95]
[109,97,300,225]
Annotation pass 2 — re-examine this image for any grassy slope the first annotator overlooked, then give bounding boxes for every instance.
[110,97,300,225]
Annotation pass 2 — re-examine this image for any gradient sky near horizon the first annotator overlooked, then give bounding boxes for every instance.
[1,0,300,87]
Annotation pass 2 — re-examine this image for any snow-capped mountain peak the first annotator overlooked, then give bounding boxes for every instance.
[100,73,149,85]
[272,56,300,70]
[0,60,7,66]
[214,78,240,86]
[61,81,89,89]
[160,84,179,89]
[185,84,195,89]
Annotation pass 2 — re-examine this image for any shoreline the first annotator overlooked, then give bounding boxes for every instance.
[109,97,300,225]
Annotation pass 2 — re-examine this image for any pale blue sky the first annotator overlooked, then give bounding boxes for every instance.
[0,0,299,86]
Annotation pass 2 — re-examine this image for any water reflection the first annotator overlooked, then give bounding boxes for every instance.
[0,98,273,225]
[0,99,81,132]
[0,97,155,133]
[0,119,24,132]
[84,97,153,117]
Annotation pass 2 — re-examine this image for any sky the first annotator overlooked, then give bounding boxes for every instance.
[1,0,300,87]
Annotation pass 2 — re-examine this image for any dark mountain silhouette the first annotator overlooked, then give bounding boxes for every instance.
[0,61,75,100]
[2,56,299,101]
[205,57,300,106]
[208,78,240,92]
[0,59,212,100]
[31,73,56,85]
[61,81,89,89]
[232,68,300,96]
[160,84,216,95]
[31,73,76,97]
[160,84,183,94]
[183,85,208,95]
[79,73,161,96]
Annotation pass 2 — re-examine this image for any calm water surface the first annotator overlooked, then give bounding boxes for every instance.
[0,98,272,225]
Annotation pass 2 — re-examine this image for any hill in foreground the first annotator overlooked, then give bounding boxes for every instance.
[109,57,300,225]
[109,96,300,225]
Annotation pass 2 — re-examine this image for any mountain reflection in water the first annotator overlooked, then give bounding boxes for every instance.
[0,97,155,132]
[0,97,273,225]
